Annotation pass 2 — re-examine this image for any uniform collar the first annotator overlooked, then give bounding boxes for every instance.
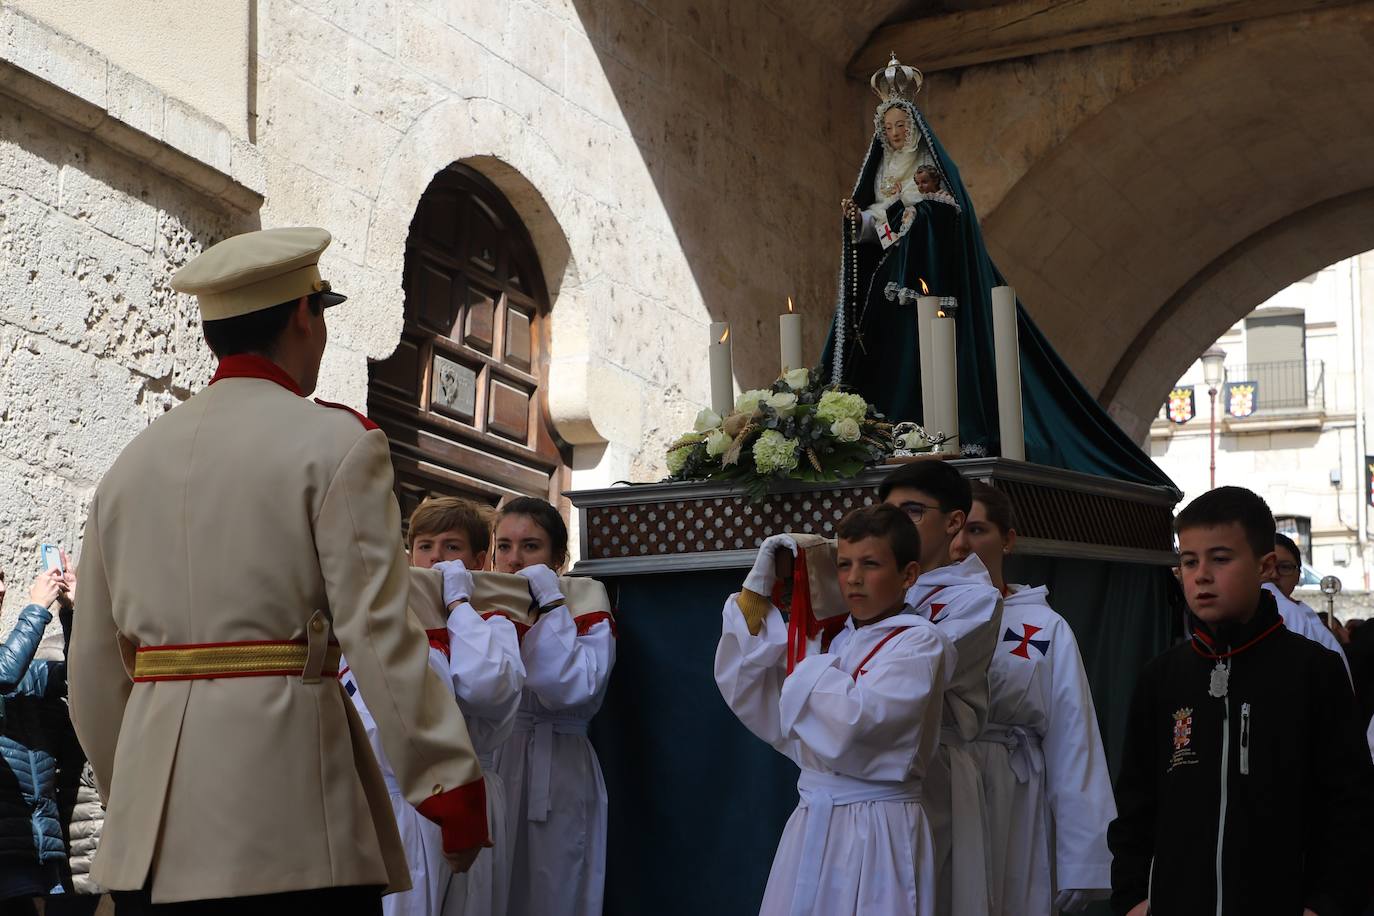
[846,605,921,632]
[1189,588,1282,652]
[1003,584,1049,606]
[209,354,303,397]
[915,553,996,589]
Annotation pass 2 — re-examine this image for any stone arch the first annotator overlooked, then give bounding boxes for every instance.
[978,21,1374,440]
[364,97,608,448]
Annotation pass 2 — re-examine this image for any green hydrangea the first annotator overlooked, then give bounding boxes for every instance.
[666,443,696,475]
[753,429,799,474]
[816,390,868,425]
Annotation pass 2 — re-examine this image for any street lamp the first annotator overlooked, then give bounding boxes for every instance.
[1201,346,1227,489]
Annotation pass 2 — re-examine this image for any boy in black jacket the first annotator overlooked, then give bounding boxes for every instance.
[1109,486,1374,916]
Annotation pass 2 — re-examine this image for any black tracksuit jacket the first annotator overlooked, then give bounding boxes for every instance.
[1108,590,1374,915]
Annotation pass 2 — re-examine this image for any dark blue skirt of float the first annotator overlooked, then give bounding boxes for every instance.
[588,569,799,916]
[587,559,1180,916]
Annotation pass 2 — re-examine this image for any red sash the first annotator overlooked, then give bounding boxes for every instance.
[852,626,912,679]
[776,548,847,675]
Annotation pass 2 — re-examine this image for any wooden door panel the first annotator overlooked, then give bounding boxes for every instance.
[488,379,531,443]
[464,287,496,353]
[505,305,532,372]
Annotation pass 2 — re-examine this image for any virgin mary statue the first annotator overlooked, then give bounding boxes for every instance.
[818,56,1169,487]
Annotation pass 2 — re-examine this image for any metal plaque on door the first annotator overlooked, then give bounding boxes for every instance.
[432,353,477,421]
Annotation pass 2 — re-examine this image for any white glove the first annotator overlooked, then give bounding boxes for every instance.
[518,564,565,609]
[1054,889,1103,913]
[433,559,474,608]
[744,534,798,595]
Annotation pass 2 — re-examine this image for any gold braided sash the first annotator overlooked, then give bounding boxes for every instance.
[132,640,341,682]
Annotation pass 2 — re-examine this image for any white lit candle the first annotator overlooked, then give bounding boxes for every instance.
[917,294,940,429]
[710,322,733,416]
[931,309,958,449]
[780,296,803,373]
[991,285,1025,461]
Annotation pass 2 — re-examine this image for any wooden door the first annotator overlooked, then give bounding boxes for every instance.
[367,164,568,525]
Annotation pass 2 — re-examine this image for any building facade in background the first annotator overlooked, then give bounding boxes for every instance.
[1152,251,1374,598]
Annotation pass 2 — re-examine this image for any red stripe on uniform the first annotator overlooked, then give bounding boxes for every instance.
[852,626,912,680]
[575,611,617,638]
[425,627,451,658]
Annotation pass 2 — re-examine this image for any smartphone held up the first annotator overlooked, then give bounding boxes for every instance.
[40,544,64,574]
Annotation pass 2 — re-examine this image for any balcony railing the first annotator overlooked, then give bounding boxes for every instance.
[1158,358,1326,421]
[1224,359,1325,412]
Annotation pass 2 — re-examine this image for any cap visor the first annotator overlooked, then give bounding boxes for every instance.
[320,291,348,308]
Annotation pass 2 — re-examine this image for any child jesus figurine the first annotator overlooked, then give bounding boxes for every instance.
[715,505,955,916]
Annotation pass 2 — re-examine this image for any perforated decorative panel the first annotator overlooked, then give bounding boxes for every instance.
[570,459,1180,575]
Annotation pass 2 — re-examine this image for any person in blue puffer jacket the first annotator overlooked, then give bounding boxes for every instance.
[0,566,71,914]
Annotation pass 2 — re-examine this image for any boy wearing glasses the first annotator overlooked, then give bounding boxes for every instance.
[880,461,1002,916]
[1263,533,1350,683]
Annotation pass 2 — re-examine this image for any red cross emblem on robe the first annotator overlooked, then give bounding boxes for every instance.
[1003,623,1050,658]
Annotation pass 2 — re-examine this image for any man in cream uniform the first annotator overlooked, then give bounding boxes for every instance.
[69,228,489,914]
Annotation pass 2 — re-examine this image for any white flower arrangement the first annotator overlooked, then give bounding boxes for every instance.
[664,368,897,499]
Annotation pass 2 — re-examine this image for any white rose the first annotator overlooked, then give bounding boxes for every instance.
[735,389,770,415]
[693,407,722,432]
[766,392,798,416]
[705,429,733,457]
[831,418,862,442]
[783,367,810,391]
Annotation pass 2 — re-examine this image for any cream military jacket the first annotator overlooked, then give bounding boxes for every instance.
[69,355,487,903]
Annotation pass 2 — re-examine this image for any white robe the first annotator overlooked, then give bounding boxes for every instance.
[1263,583,1351,683]
[443,605,526,916]
[494,605,615,916]
[967,585,1114,915]
[904,555,1004,916]
[343,603,525,916]
[715,595,955,916]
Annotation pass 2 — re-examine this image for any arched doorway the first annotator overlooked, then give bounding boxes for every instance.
[367,163,569,522]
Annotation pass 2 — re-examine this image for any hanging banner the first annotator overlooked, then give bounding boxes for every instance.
[1366,456,1374,509]
[1167,386,1196,424]
[1225,381,1258,419]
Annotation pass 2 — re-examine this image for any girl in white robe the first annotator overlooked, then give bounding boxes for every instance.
[717,527,956,916]
[950,482,1115,914]
[490,497,615,916]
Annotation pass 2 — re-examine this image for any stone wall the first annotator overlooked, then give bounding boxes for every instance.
[252,0,869,487]
[8,0,251,139]
[0,81,254,623]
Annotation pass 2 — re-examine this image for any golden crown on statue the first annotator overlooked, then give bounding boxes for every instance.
[870,53,924,102]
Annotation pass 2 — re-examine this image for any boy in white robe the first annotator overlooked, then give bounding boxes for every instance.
[881,461,1003,916]
[343,497,525,916]
[716,504,955,916]
[952,482,1114,914]
[1265,533,1351,684]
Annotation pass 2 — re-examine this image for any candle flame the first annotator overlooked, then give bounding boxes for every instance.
[919,278,930,295]
[936,310,946,318]
[719,327,730,344]
[787,296,794,313]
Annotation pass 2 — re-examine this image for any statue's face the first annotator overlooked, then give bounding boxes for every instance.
[883,108,911,151]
